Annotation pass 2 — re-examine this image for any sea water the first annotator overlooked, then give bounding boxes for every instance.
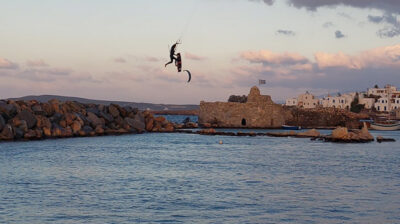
[0,130,399,223]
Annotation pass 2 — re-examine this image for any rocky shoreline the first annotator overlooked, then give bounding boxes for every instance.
[0,99,396,144]
[176,124,395,143]
[0,99,183,142]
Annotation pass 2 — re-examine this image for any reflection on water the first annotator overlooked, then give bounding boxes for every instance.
[0,130,399,223]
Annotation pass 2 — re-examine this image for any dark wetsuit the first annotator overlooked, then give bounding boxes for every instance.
[175,53,182,72]
[165,43,178,67]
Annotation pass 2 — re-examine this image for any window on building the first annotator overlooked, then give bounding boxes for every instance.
[333,100,335,103]
[384,106,387,111]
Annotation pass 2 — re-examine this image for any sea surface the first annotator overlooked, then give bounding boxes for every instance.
[154,115,198,124]
[0,129,400,223]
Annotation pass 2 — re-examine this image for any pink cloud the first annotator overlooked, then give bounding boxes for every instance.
[240,50,309,65]
[0,57,18,69]
[185,52,207,61]
[315,44,400,69]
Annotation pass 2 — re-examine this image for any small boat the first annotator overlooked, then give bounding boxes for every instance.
[370,122,400,131]
[282,125,301,130]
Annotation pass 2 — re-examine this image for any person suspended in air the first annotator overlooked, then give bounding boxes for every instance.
[164,41,192,83]
[165,42,179,67]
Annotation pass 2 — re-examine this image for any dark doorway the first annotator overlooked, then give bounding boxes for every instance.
[241,118,247,126]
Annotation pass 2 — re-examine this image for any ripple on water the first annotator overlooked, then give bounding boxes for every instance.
[0,130,400,223]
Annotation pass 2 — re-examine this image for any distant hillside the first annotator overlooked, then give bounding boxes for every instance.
[7,95,199,111]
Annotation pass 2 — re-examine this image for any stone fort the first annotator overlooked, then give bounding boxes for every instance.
[199,86,287,128]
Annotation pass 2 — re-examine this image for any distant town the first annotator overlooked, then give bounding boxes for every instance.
[285,84,400,114]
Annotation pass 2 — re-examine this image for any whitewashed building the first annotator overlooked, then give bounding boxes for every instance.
[359,96,375,109]
[391,98,400,110]
[285,98,298,106]
[367,85,398,98]
[297,92,319,109]
[284,84,399,112]
[319,93,355,110]
[375,98,390,112]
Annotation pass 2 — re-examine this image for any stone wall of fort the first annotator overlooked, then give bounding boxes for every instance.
[199,86,288,128]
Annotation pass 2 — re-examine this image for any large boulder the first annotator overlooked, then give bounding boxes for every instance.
[16,110,37,129]
[35,129,43,139]
[74,113,87,126]
[95,125,105,135]
[332,127,349,140]
[114,116,125,126]
[359,122,374,141]
[65,101,83,113]
[32,104,46,115]
[119,106,128,117]
[61,126,73,137]
[49,99,61,113]
[59,120,67,128]
[124,106,133,114]
[43,127,52,137]
[71,121,82,134]
[64,113,76,126]
[41,103,54,117]
[0,124,14,140]
[86,107,100,116]
[99,111,114,123]
[14,128,25,139]
[108,104,120,118]
[80,125,94,136]
[164,123,174,132]
[87,112,104,128]
[146,118,154,131]
[51,124,63,137]
[107,122,118,130]
[0,101,18,119]
[18,120,28,133]
[50,113,64,124]
[0,114,5,132]
[36,115,52,129]
[124,116,145,132]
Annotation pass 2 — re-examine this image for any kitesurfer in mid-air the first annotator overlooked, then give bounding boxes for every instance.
[164,41,192,82]
[165,42,179,67]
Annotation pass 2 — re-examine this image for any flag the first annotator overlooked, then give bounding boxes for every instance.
[259,79,266,85]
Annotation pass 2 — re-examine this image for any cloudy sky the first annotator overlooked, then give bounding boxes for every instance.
[1,0,400,104]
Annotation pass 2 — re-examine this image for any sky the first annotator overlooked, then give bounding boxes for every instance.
[1,0,400,104]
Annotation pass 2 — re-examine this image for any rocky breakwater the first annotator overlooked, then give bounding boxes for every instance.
[285,107,369,129]
[0,99,176,141]
[266,123,377,143]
